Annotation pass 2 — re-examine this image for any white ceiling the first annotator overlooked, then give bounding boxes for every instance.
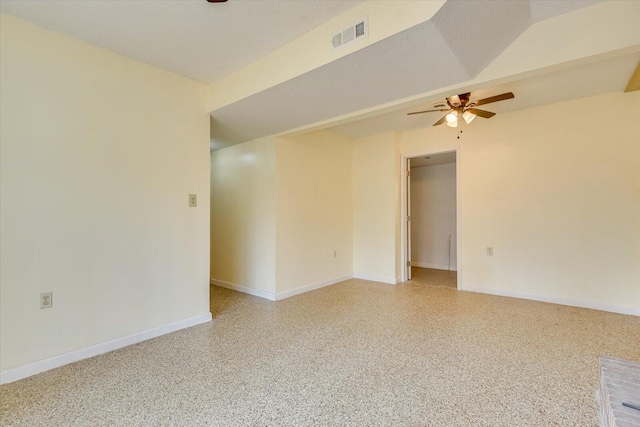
[0,0,363,83]
[328,52,640,139]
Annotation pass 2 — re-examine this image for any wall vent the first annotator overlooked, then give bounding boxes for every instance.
[332,16,368,50]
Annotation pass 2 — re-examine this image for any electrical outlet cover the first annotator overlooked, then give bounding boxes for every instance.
[40,292,53,309]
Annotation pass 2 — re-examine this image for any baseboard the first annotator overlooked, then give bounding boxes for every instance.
[0,313,212,385]
[460,285,640,316]
[275,275,352,301]
[210,278,276,301]
[211,277,353,301]
[411,261,457,272]
[353,274,398,285]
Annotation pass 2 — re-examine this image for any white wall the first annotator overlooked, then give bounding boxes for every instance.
[276,131,353,294]
[352,132,401,284]
[210,136,277,294]
[410,163,457,271]
[402,90,640,313]
[0,15,210,373]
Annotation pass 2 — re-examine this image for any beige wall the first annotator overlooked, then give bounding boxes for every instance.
[210,131,352,297]
[210,90,639,315]
[352,132,401,283]
[210,136,277,294]
[402,90,640,311]
[0,15,210,372]
[276,131,353,294]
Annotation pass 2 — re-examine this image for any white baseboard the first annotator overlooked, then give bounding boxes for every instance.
[275,275,352,301]
[460,285,640,316]
[210,279,276,301]
[411,261,457,272]
[353,274,399,285]
[0,313,212,385]
[211,276,353,301]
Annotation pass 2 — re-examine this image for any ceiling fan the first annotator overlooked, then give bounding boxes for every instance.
[408,92,515,127]
[206,0,227,3]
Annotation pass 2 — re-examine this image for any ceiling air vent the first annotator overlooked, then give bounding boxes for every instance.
[332,16,368,50]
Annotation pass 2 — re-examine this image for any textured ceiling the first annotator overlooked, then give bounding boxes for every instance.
[328,53,640,139]
[410,152,456,169]
[0,0,363,83]
[209,0,603,148]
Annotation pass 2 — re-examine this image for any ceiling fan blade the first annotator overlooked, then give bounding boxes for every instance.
[407,108,450,116]
[467,108,495,119]
[474,92,514,106]
[206,0,228,2]
[433,115,447,126]
[625,60,640,92]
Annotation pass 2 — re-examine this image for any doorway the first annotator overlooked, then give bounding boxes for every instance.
[401,149,460,287]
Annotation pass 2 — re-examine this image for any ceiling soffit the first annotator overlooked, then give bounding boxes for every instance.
[209,0,601,147]
[430,0,532,77]
[328,53,640,139]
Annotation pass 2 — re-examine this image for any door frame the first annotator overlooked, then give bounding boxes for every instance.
[400,146,462,286]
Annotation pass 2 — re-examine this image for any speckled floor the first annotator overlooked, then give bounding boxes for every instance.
[2,278,639,426]
[410,267,457,289]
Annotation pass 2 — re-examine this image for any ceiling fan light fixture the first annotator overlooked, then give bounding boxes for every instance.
[462,110,476,124]
[445,111,458,123]
[408,92,514,127]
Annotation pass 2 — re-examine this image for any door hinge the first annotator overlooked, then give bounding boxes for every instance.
[406,215,410,222]
[407,170,411,177]
[406,261,411,267]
